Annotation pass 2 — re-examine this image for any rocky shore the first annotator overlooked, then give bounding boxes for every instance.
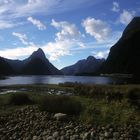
[0,106,139,140]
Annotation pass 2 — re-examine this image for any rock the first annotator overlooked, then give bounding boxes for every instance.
[83,132,90,139]
[113,132,120,138]
[99,136,104,140]
[104,131,111,138]
[91,131,96,138]
[54,113,67,121]
[47,136,53,140]
[72,134,79,139]
[60,130,65,135]
[52,131,59,138]
[33,136,38,140]
[60,136,65,140]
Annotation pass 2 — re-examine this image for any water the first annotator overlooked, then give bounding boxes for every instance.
[0,75,136,86]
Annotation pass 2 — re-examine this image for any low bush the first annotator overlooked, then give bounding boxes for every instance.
[8,93,32,105]
[39,95,82,115]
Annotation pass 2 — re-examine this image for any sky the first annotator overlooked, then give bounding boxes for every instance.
[0,0,139,69]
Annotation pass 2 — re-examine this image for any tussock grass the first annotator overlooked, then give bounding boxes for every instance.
[8,93,33,105]
[39,95,82,115]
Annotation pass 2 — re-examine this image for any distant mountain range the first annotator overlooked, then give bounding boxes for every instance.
[100,17,140,77]
[61,56,105,75]
[0,17,140,76]
[0,48,62,75]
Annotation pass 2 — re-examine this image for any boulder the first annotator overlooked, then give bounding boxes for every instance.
[53,113,67,121]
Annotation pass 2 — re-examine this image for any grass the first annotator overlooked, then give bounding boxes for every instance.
[39,95,82,115]
[0,84,139,125]
[8,93,33,105]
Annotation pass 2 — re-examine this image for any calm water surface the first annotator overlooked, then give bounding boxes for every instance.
[0,75,135,86]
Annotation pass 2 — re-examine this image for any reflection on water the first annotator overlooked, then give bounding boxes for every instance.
[0,75,138,86]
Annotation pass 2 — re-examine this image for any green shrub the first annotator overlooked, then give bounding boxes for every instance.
[40,95,82,115]
[9,93,32,105]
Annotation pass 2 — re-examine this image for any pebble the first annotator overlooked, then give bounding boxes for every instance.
[0,106,139,140]
[52,131,59,138]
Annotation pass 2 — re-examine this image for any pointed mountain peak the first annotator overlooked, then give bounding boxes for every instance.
[36,48,45,54]
[30,48,46,60]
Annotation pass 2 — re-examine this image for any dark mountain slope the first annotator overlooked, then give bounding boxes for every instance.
[22,48,62,75]
[0,48,62,75]
[61,56,105,75]
[101,17,140,77]
[0,57,15,75]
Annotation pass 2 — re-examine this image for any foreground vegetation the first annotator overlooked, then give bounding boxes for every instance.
[0,83,140,125]
[0,84,140,139]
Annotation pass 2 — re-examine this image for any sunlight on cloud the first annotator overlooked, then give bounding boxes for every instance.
[92,50,109,59]
[82,17,110,42]
[0,46,38,59]
[42,40,73,61]
[119,10,135,25]
[0,18,122,61]
[2,19,85,61]
[27,17,46,30]
[51,19,81,41]
[39,19,84,61]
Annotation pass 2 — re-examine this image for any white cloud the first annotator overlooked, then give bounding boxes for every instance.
[0,40,73,61]
[111,2,120,12]
[42,19,84,61]
[0,30,121,61]
[119,10,135,25]
[82,17,110,42]
[0,20,15,29]
[0,0,104,29]
[12,32,35,46]
[92,50,109,59]
[51,19,81,41]
[12,32,29,45]
[0,46,38,59]
[5,19,84,61]
[3,0,14,4]
[42,40,73,61]
[27,16,46,30]
[0,0,101,20]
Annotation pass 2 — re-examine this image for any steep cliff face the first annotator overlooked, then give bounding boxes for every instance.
[101,17,140,77]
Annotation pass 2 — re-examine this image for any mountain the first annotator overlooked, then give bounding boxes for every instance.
[0,57,15,75]
[0,48,62,75]
[23,48,62,75]
[100,17,140,77]
[61,56,105,75]
[5,59,24,74]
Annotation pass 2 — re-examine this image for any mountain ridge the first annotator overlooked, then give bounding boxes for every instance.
[0,48,62,75]
[61,56,105,75]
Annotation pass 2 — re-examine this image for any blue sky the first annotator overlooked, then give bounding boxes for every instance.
[0,0,139,69]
